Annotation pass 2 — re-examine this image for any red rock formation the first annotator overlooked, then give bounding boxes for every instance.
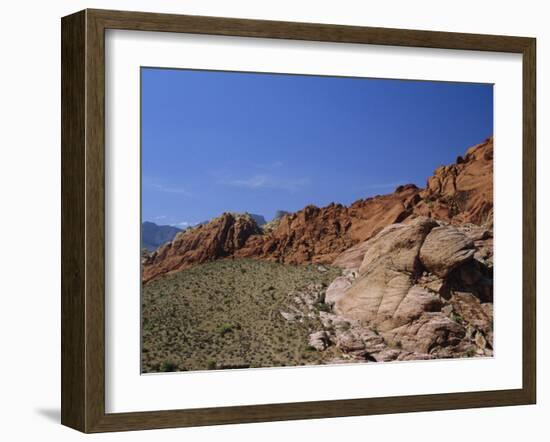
[235,184,420,264]
[142,213,261,282]
[143,137,493,282]
[413,137,493,225]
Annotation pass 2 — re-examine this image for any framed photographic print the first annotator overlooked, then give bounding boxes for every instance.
[61,9,536,433]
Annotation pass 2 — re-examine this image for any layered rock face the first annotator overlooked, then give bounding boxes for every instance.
[414,137,493,225]
[143,137,493,283]
[331,216,493,359]
[235,185,419,264]
[280,214,493,362]
[142,213,261,282]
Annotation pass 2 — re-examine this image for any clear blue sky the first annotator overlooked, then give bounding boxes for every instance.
[141,68,493,227]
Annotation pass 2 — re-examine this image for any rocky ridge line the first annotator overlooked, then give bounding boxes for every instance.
[143,137,493,283]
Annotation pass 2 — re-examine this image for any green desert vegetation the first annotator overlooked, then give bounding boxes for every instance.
[141,259,344,373]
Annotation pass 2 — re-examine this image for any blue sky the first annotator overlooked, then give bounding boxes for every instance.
[141,68,493,227]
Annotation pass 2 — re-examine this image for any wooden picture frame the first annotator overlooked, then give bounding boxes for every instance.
[61,8,536,433]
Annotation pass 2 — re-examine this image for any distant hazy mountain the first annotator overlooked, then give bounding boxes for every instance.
[273,210,290,220]
[142,221,181,251]
[249,213,266,226]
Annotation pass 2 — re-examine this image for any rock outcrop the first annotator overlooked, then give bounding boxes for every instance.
[336,217,441,331]
[235,184,420,264]
[419,226,475,277]
[143,137,493,283]
[142,213,262,282]
[414,137,493,225]
[275,212,493,363]
[281,279,435,363]
[144,186,421,281]
[333,217,493,358]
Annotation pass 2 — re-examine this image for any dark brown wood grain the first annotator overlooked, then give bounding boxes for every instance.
[522,38,537,402]
[61,8,537,433]
[61,10,86,431]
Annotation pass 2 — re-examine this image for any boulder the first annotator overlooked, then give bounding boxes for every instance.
[450,291,493,337]
[358,217,438,275]
[419,226,475,277]
[330,215,490,358]
[335,330,366,352]
[392,286,443,328]
[280,311,300,322]
[325,276,353,306]
[373,349,401,362]
[308,331,331,351]
[335,217,438,330]
[318,311,352,330]
[383,313,465,354]
[333,240,370,273]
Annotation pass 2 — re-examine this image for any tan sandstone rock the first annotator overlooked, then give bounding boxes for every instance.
[383,313,465,354]
[308,331,331,351]
[335,217,437,331]
[419,226,475,277]
[325,276,353,306]
[332,216,490,356]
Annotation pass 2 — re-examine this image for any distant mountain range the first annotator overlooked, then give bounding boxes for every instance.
[141,222,181,251]
[273,210,290,220]
[249,213,266,226]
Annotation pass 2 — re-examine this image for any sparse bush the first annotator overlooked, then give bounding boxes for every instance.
[315,302,331,313]
[450,312,462,323]
[219,323,235,336]
[160,360,178,372]
[142,259,342,372]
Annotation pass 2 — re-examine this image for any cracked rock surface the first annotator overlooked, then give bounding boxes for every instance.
[328,216,493,360]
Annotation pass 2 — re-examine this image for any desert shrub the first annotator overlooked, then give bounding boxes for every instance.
[219,323,235,336]
[450,312,463,323]
[160,360,178,372]
[315,302,331,313]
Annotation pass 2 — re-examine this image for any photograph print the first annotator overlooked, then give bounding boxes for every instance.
[140,68,494,373]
